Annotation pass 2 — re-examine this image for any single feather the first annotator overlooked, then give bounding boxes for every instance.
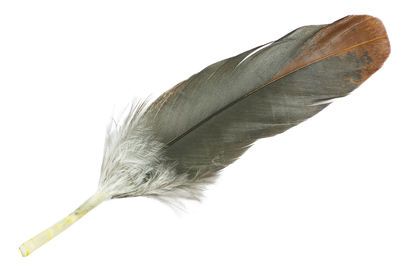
[19,15,390,256]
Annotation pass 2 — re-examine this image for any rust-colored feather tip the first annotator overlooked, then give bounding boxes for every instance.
[274,15,390,88]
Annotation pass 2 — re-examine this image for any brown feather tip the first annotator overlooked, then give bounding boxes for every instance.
[274,15,390,86]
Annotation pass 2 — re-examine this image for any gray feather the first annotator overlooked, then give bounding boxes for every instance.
[100,15,390,200]
[19,15,391,257]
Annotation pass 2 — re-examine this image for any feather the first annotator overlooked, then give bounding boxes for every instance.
[19,15,390,256]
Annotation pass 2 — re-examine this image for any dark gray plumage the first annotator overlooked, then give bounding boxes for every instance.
[142,15,390,180]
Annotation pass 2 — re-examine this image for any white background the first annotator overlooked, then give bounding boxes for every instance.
[0,0,398,266]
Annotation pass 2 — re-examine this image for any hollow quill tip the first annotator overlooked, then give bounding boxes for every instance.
[19,244,29,257]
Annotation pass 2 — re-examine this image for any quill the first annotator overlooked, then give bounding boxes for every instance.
[19,15,390,256]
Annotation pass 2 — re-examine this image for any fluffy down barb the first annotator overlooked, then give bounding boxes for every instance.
[98,99,217,200]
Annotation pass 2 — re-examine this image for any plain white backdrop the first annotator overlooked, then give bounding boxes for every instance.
[0,0,398,266]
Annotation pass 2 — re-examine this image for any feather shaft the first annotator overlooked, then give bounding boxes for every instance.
[19,191,110,256]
